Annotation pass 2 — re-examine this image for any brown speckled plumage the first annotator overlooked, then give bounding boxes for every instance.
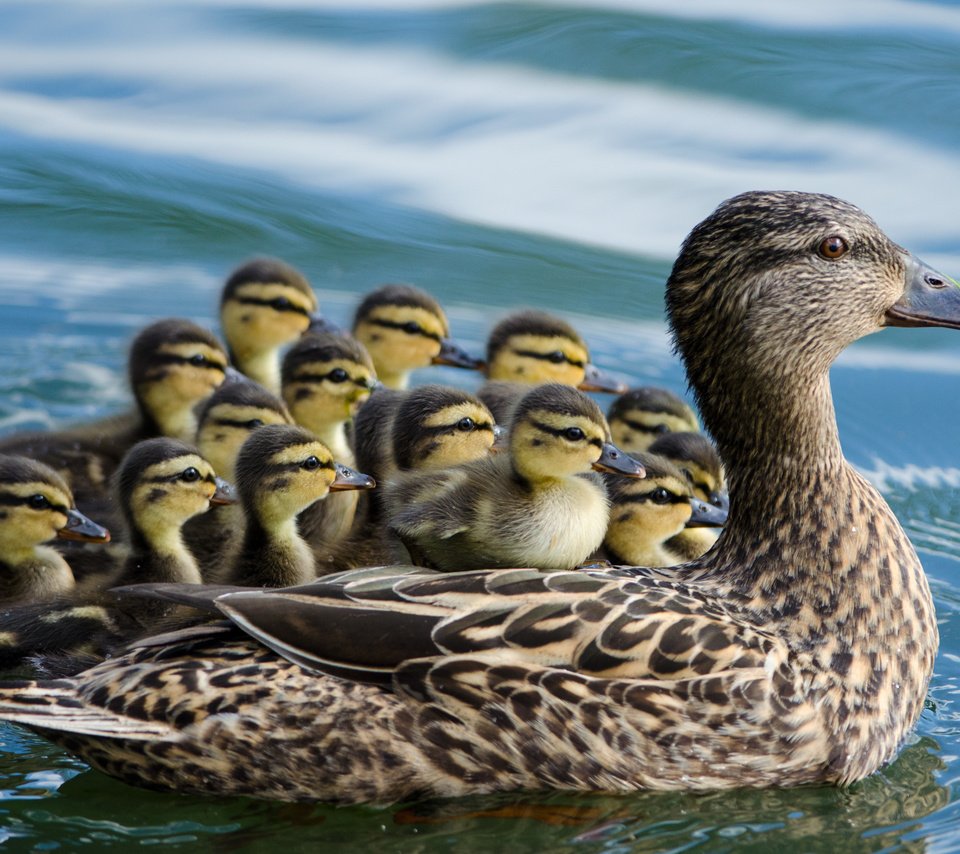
[0,191,947,803]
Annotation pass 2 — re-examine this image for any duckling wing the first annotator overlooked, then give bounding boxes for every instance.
[383,466,481,540]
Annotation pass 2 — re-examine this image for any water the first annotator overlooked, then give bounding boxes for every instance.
[2,0,960,849]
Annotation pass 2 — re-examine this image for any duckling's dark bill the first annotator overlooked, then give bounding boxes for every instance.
[57,508,111,543]
[592,443,645,477]
[330,463,376,491]
[211,477,238,505]
[686,498,728,528]
[885,255,960,330]
[432,338,484,370]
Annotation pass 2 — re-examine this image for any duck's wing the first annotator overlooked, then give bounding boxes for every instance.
[214,567,787,685]
[383,467,478,541]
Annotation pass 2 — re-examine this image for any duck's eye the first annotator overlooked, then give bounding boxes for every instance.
[651,487,672,505]
[302,456,321,471]
[818,236,849,260]
[28,494,51,510]
[328,368,349,383]
[271,296,292,311]
[456,417,476,432]
[563,427,585,442]
[245,419,265,429]
[655,423,669,435]
[181,467,201,482]
[402,321,422,335]
[548,351,566,364]
[188,353,208,367]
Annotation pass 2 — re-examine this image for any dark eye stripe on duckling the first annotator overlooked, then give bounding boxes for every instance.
[289,370,370,387]
[150,353,227,371]
[0,493,69,513]
[512,348,585,369]
[611,489,688,506]
[619,418,672,435]
[368,318,442,343]
[530,419,602,448]
[232,295,313,318]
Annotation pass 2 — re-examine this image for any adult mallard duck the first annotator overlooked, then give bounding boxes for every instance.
[0,191,951,803]
[351,284,482,390]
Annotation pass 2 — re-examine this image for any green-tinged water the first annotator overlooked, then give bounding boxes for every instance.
[2,1,960,849]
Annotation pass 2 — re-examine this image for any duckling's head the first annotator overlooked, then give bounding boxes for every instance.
[281,332,378,432]
[116,438,234,550]
[485,310,626,393]
[352,284,481,389]
[603,454,726,566]
[648,431,726,508]
[391,385,499,472]
[0,455,110,561]
[220,258,322,390]
[607,387,700,454]
[509,383,644,482]
[235,424,374,532]
[129,318,231,442]
[666,191,960,457]
[195,380,293,482]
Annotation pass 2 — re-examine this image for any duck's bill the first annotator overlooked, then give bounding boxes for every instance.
[592,443,645,478]
[211,477,239,505]
[432,338,484,370]
[578,363,629,394]
[330,463,376,491]
[58,508,111,543]
[222,365,247,385]
[307,313,343,335]
[686,498,728,528]
[489,424,509,453]
[709,491,730,513]
[885,255,960,330]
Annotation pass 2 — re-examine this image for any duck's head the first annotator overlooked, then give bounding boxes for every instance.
[607,387,700,454]
[485,310,626,393]
[648,431,727,510]
[352,284,481,389]
[195,380,292,483]
[666,191,960,457]
[281,332,378,432]
[391,385,500,472]
[603,454,727,566]
[0,455,110,561]
[235,424,375,532]
[509,383,644,482]
[129,318,232,442]
[116,438,235,549]
[220,258,325,391]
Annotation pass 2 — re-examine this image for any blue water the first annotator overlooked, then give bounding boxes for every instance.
[2,1,960,849]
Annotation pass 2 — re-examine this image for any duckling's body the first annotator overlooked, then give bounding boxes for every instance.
[227,425,374,588]
[0,191,946,803]
[607,386,700,454]
[220,258,327,393]
[385,384,642,570]
[0,456,109,604]
[352,284,481,390]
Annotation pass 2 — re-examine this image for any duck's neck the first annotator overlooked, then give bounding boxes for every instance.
[235,514,315,588]
[234,348,281,394]
[0,548,75,602]
[124,525,202,585]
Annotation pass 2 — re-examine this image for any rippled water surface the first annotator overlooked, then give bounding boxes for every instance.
[2,1,960,849]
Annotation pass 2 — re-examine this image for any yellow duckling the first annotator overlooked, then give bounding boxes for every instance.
[351,284,481,390]
[0,191,949,803]
[220,257,335,393]
[385,383,643,570]
[607,386,700,454]
[599,453,726,567]
[0,455,109,604]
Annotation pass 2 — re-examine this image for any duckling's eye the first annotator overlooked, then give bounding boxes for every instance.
[28,494,51,510]
[655,423,670,435]
[188,353,208,367]
[651,487,672,505]
[818,236,849,260]
[456,417,476,432]
[302,456,321,471]
[181,467,201,482]
[328,368,349,383]
[548,351,566,364]
[563,427,585,442]
[402,321,422,335]
[271,296,292,311]
[245,419,264,429]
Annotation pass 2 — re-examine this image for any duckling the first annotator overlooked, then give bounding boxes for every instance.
[0,455,110,604]
[607,386,700,454]
[228,424,374,588]
[185,380,293,574]
[477,310,627,423]
[351,284,482,390]
[646,430,728,561]
[385,383,644,570]
[0,191,950,803]
[0,318,232,523]
[220,257,337,393]
[281,332,377,465]
[598,453,727,567]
